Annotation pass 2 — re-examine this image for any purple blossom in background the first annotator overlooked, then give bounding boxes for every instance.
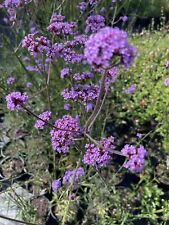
[83,137,115,167]
[105,67,118,89]
[164,78,169,86]
[85,15,105,33]
[47,13,77,36]
[74,34,88,45]
[3,0,21,8]
[34,111,52,130]
[50,13,65,23]
[52,179,61,192]
[2,0,31,22]
[121,144,147,172]
[25,82,32,88]
[64,103,71,110]
[84,27,137,71]
[124,84,136,94]
[100,7,105,14]
[62,167,85,185]
[136,133,142,139]
[85,103,93,112]
[61,84,99,106]
[22,34,50,57]
[6,91,28,111]
[165,61,169,67]
[89,0,98,5]
[120,16,128,22]
[6,76,15,85]
[46,43,64,61]
[60,67,71,79]
[73,71,93,81]
[50,115,81,154]
[78,2,87,11]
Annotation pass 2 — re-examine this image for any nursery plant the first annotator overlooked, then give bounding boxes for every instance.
[0,0,169,225]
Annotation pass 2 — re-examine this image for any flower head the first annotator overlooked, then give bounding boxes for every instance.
[84,27,137,71]
[83,137,115,167]
[62,167,85,185]
[6,76,15,85]
[34,111,52,130]
[6,91,28,111]
[164,78,169,86]
[52,179,61,192]
[121,144,147,172]
[50,115,82,154]
[85,15,105,33]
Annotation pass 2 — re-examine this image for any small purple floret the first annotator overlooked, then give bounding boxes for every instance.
[121,144,147,173]
[34,111,52,130]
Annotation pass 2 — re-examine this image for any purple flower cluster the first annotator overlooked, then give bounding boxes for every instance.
[166,61,169,68]
[78,2,87,12]
[63,167,85,185]
[84,27,137,71]
[105,67,118,89]
[6,91,28,111]
[164,78,169,86]
[22,34,50,57]
[121,144,147,172]
[6,76,15,85]
[61,42,84,64]
[25,82,32,88]
[85,15,105,33]
[73,71,93,81]
[47,13,77,36]
[89,0,98,5]
[52,167,85,192]
[124,84,136,94]
[3,0,20,8]
[2,0,31,21]
[83,137,115,167]
[60,67,72,79]
[120,16,128,23]
[34,111,52,130]
[50,115,81,153]
[61,84,99,106]
[46,43,64,61]
[52,179,61,192]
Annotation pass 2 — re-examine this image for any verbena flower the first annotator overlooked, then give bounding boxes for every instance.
[6,91,28,111]
[62,167,85,185]
[22,34,50,57]
[34,111,52,130]
[164,78,169,86]
[85,15,105,33]
[47,13,77,36]
[6,76,15,85]
[78,2,87,11]
[83,137,115,167]
[89,0,98,5]
[124,84,136,94]
[50,115,82,154]
[52,179,61,192]
[61,84,99,106]
[60,68,71,79]
[121,144,147,172]
[165,61,169,68]
[120,16,128,22]
[105,67,118,89]
[73,71,93,81]
[25,82,32,88]
[84,27,137,71]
